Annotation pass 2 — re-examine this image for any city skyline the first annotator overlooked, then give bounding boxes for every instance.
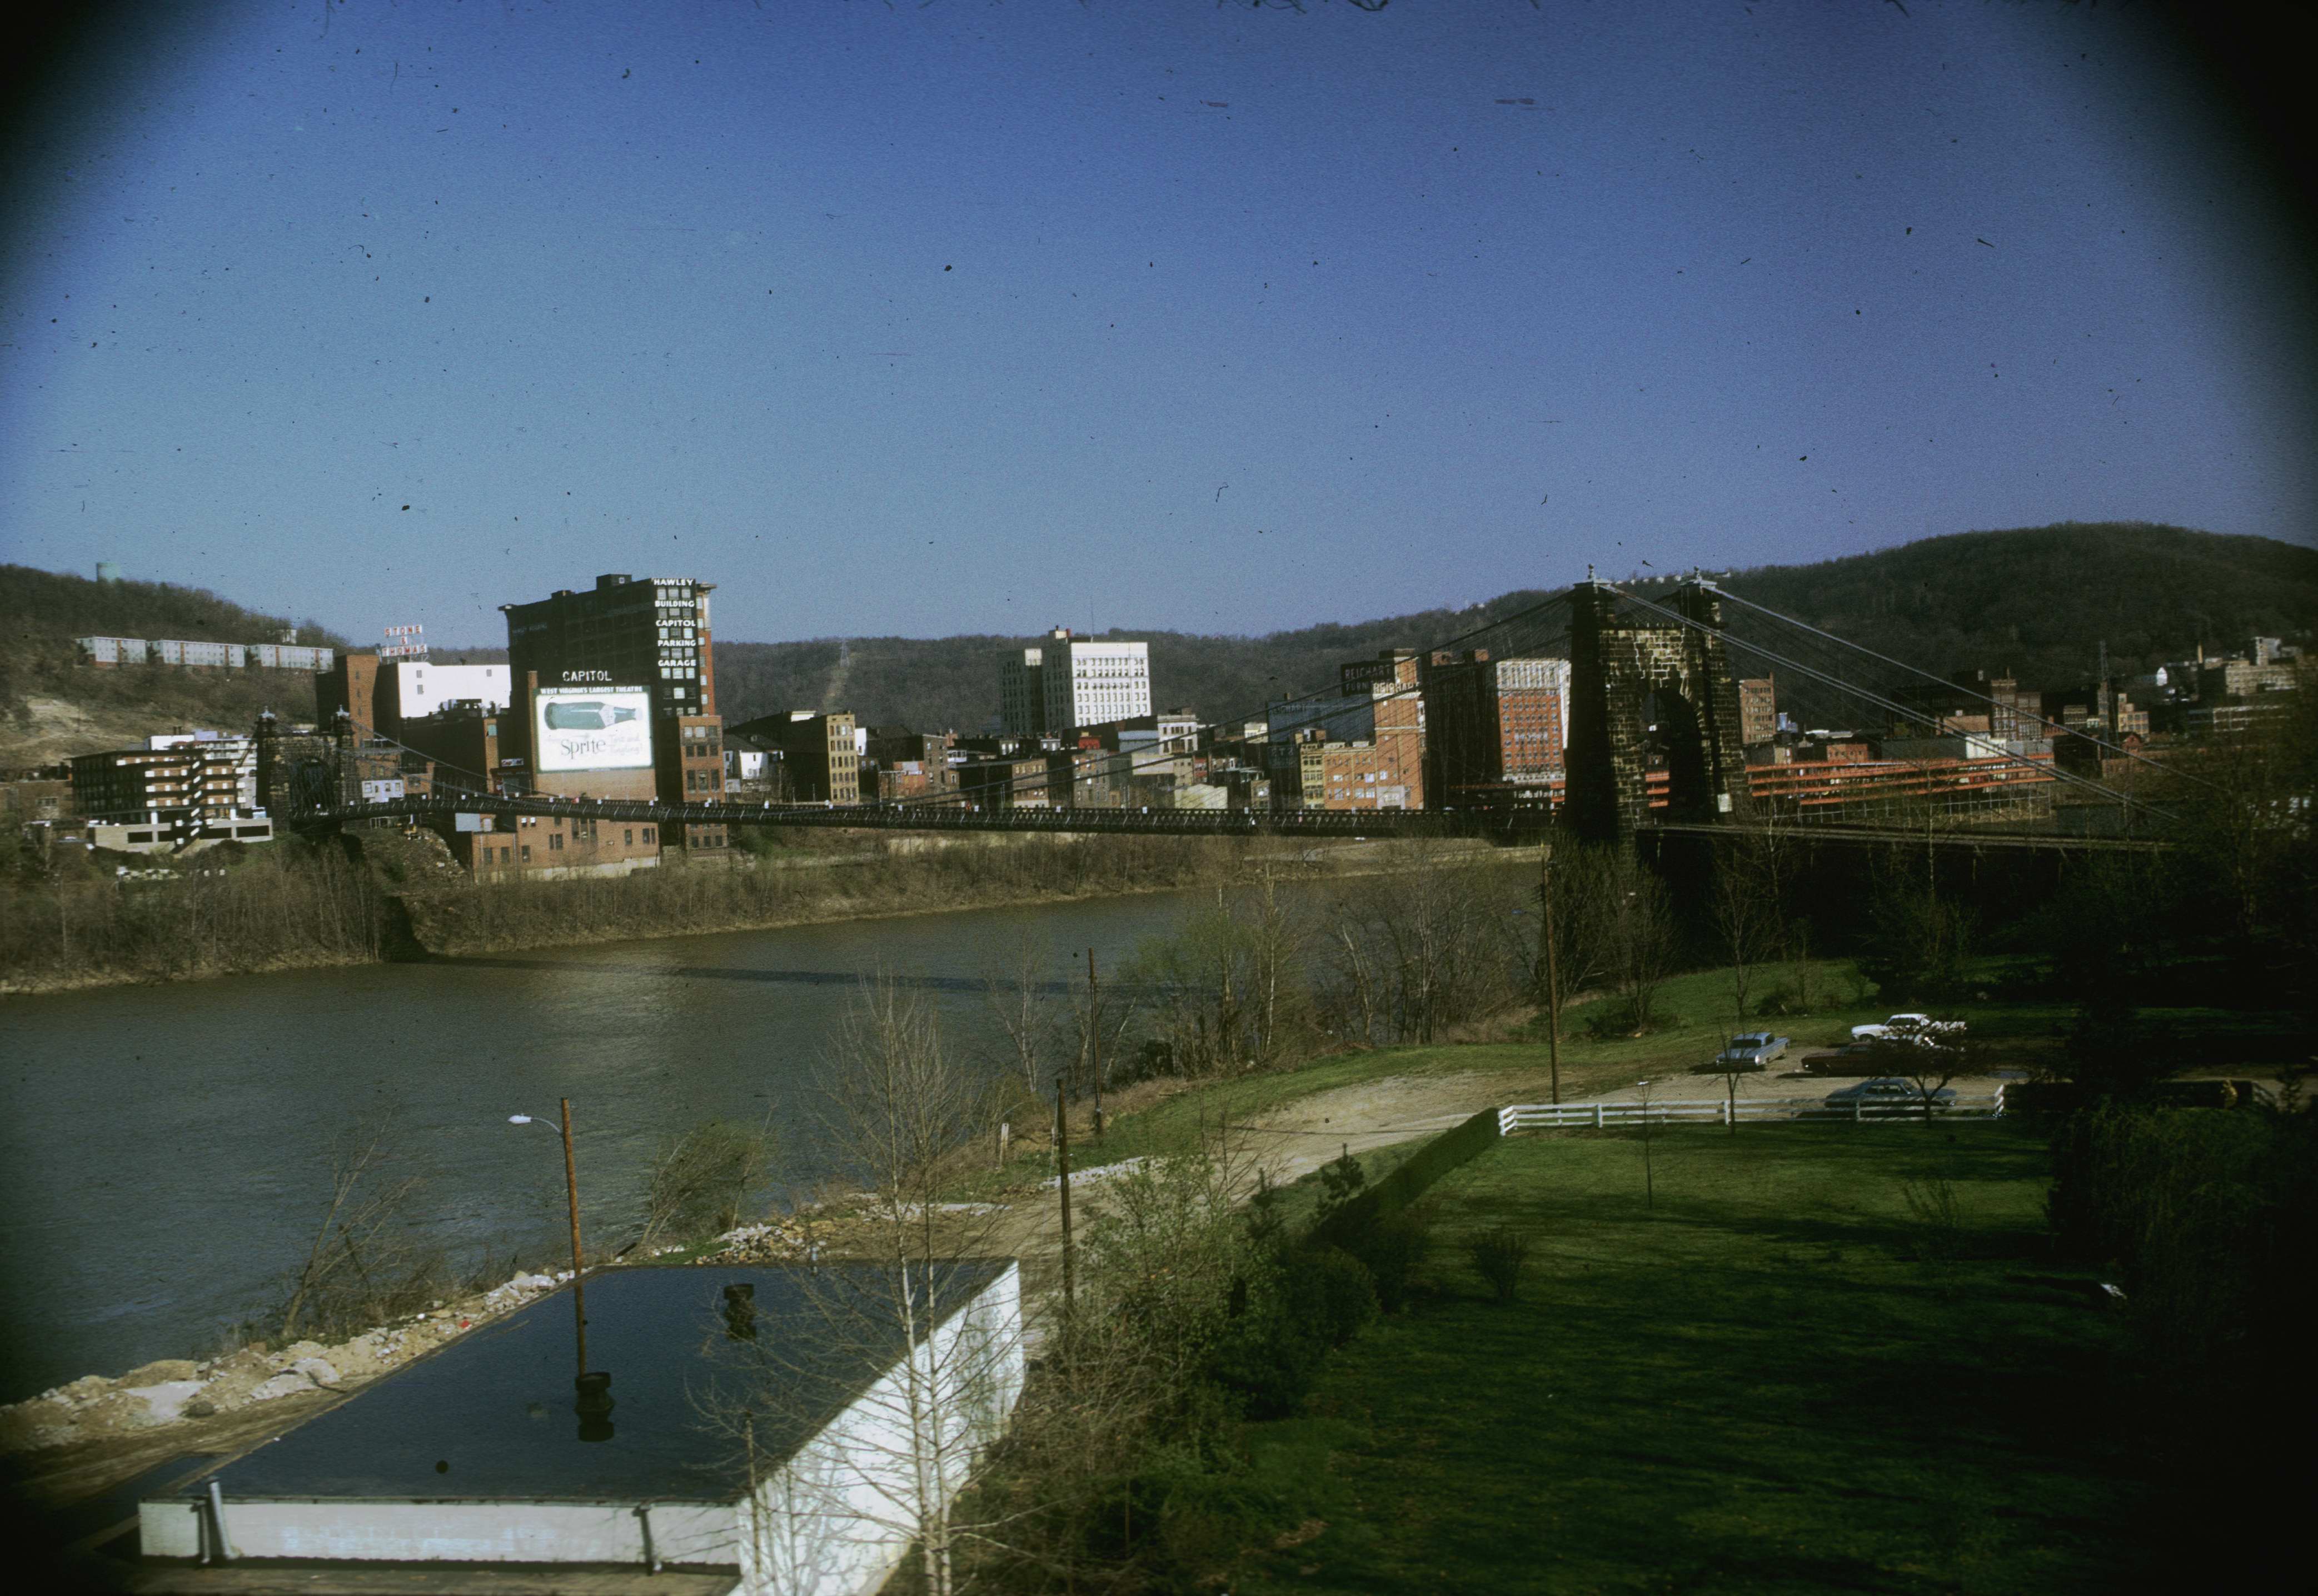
[4,1,2313,650]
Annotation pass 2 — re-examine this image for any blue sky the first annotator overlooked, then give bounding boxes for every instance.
[3,1,2310,648]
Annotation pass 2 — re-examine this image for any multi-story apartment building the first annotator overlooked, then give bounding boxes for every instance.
[147,732,259,810]
[69,746,243,824]
[958,754,1057,809]
[500,573,725,851]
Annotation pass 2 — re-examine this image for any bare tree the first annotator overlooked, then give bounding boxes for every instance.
[1700,1036,1753,1136]
[637,1115,775,1253]
[717,977,1025,1596]
[1557,847,1677,1036]
[1125,875,1308,1074]
[1319,844,1526,1045]
[277,1114,429,1343]
[1633,1078,1664,1212]
[980,926,1057,1103]
[1710,837,1780,1024]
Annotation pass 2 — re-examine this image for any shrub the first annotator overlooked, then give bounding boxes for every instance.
[1308,1246,1380,1345]
[1345,1209,1433,1314]
[1583,999,1651,1039]
[639,1119,772,1249]
[1467,1226,1533,1303]
[1898,1174,1963,1263]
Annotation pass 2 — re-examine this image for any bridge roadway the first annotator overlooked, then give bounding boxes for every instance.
[330,791,1518,839]
[324,794,2154,851]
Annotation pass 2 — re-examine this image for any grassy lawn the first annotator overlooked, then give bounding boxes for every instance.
[950,965,1879,1193]
[1228,1120,2171,1594]
[943,957,2298,1205]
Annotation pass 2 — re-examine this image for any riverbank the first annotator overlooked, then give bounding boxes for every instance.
[1,829,1438,996]
[2,830,1521,996]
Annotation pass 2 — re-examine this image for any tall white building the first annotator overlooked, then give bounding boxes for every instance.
[1000,629,1154,736]
[1037,629,1151,735]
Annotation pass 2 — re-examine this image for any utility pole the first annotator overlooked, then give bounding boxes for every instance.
[1540,840,1562,1106]
[1087,947,1104,1140]
[560,1097,589,1377]
[1054,1078,1075,1319]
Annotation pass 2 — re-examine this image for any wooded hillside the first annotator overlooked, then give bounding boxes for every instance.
[0,566,350,765]
[706,522,2317,732]
[7,523,2310,762]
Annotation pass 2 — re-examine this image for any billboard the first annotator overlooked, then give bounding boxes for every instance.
[535,686,653,773]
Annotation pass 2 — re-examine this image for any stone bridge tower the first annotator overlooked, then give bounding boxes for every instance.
[1563,578,1753,847]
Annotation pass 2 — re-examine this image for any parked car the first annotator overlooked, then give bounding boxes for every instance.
[1822,1077,1958,1108]
[1850,1012,1936,1041]
[1705,1032,1789,1072]
[1799,1040,1889,1076]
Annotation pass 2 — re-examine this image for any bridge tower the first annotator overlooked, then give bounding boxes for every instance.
[253,707,348,820]
[1564,577,1753,847]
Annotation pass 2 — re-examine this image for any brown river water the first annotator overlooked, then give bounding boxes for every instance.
[0,889,1208,1404]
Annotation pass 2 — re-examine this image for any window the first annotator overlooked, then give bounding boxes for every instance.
[520,845,531,862]
[641,826,655,843]
[549,833,563,850]
[624,829,633,845]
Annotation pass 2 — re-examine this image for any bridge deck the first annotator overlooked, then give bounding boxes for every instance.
[321,794,2155,851]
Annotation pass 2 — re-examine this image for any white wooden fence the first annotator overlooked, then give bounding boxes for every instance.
[1498,1085,2006,1135]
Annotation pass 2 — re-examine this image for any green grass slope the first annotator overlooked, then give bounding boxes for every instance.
[1231,1123,2189,1593]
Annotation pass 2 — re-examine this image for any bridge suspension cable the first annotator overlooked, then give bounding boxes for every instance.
[1708,586,2222,796]
[1600,582,2174,823]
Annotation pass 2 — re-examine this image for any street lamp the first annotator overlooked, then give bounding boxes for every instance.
[508,1099,611,1438]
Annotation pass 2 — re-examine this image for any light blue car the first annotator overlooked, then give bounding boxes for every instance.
[1706,1032,1790,1072]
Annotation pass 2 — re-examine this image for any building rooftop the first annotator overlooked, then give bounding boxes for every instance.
[162,1261,1008,1507]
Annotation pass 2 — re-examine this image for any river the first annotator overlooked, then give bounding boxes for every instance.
[0,888,1214,1405]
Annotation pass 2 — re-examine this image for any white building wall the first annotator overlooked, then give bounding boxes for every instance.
[740,1263,1025,1596]
[1041,641,1150,735]
[139,1498,737,1565]
[390,661,513,720]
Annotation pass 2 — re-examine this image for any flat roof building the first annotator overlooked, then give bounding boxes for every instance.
[138,1262,1023,1594]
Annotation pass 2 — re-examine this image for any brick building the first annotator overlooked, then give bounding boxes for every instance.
[501,573,726,851]
[440,810,665,881]
[316,651,382,738]
[1736,677,1777,747]
[729,711,859,805]
[1888,671,2048,743]
[397,701,507,797]
[1421,651,1568,807]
